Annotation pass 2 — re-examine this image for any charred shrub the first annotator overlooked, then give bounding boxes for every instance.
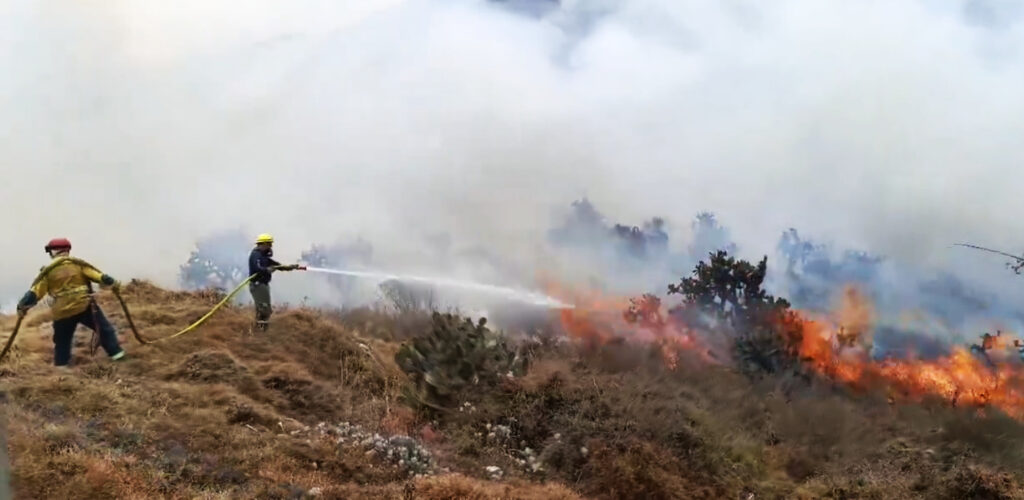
[667,251,802,377]
[548,198,670,262]
[179,230,250,290]
[394,313,529,411]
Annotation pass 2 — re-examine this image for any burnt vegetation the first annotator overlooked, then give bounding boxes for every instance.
[5,260,1024,499]
[9,203,1024,499]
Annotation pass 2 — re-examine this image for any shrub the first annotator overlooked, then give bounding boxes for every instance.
[379,280,438,314]
[394,313,528,410]
[665,250,803,377]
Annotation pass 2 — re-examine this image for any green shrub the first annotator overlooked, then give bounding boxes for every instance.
[394,312,528,410]
[666,250,803,377]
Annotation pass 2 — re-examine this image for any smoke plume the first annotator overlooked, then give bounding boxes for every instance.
[3,0,1024,334]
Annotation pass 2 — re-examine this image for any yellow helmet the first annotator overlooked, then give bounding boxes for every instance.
[255,233,274,244]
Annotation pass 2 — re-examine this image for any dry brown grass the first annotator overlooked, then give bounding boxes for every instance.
[410,474,581,500]
[0,281,411,498]
[3,280,1024,499]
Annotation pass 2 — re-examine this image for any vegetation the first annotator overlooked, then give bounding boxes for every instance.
[665,250,804,377]
[394,313,528,411]
[3,258,1024,499]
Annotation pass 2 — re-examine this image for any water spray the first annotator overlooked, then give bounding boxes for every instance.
[304,267,574,309]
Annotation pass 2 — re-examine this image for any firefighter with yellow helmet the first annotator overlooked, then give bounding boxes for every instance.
[16,238,127,367]
[248,233,301,331]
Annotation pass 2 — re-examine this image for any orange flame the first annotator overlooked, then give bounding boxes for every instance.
[544,281,712,368]
[793,302,1024,416]
[546,280,1024,420]
[789,287,1024,418]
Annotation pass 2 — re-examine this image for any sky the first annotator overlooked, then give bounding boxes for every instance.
[2,0,1024,317]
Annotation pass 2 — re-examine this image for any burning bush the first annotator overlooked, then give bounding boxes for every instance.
[776,228,883,312]
[394,313,529,411]
[663,250,803,377]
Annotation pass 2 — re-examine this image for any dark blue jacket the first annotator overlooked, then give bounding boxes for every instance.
[249,247,281,284]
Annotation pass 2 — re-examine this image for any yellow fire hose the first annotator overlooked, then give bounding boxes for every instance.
[114,273,258,345]
[0,265,304,363]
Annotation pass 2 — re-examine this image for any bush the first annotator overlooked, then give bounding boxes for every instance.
[394,313,529,410]
[666,250,803,377]
[178,230,250,290]
[379,280,438,314]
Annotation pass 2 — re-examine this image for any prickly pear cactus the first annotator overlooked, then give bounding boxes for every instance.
[395,312,528,410]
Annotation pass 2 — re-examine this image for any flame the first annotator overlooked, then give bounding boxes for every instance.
[793,306,1024,417]
[790,288,1024,418]
[546,280,1024,420]
[544,281,712,368]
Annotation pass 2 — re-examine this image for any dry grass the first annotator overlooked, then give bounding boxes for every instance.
[2,280,1024,499]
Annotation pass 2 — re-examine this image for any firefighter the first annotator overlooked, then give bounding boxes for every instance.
[16,238,126,367]
[248,233,300,331]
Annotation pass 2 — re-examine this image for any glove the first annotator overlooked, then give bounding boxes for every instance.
[16,291,36,316]
[111,281,122,293]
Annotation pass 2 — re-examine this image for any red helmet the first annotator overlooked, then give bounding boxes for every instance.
[44,238,71,253]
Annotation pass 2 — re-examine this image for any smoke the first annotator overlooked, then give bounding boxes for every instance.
[3,0,1024,329]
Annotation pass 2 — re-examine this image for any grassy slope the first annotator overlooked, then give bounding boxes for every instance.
[1,281,1023,499]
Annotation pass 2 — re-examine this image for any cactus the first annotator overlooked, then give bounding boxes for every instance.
[395,312,528,410]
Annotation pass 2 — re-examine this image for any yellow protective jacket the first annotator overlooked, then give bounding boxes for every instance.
[18,256,117,321]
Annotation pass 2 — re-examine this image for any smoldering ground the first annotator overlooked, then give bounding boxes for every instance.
[3,0,1024,338]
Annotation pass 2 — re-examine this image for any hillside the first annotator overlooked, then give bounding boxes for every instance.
[2,280,1024,499]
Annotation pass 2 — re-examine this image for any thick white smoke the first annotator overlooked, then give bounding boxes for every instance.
[2,0,1024,326]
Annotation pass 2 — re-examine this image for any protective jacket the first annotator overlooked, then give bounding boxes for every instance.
[249,247,281,284]
[18,256,117,320]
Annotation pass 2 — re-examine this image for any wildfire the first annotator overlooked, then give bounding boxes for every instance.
[548,281,1024,420]
[797,312,1024,418]
[543,281,713,368]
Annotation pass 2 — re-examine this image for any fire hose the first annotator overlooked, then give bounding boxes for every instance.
[0,265,305,363]
[115,265,306,344]
[0,316,24,366]
[113,273,256,345]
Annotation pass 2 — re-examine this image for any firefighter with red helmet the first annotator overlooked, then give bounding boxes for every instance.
[16,238,127,367]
